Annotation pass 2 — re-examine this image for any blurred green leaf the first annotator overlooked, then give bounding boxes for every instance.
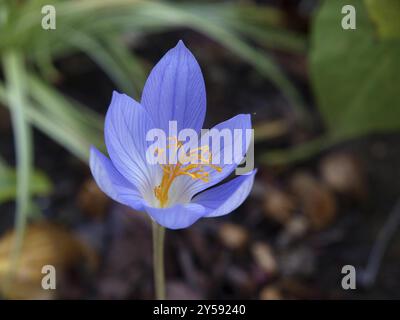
[0,160,52,205]
[2,50,32,284]
[181,3,307,53]
[311,0,400,139]
[63,29,140,97]
[0,0,310,127]
[1,0,312,166]
[0,80,105,163]
[365,0,400,39]
[261,0,400,165]
[27,74,104,133]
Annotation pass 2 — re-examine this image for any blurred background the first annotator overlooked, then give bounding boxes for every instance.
[0,0,399,299]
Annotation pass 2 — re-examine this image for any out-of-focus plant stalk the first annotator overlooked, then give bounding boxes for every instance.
[2,50,32,286]
[152,221,166,300]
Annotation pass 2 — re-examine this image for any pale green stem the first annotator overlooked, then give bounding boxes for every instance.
[2,50,32,286]
[152,220,166,300]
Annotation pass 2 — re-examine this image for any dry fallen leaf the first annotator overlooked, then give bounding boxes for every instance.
[259,286,283,300]
[251,242,278,276]
[263,186,295,224]
[77,178,111,219]
[320,152,366,198]
[290,172,337,230]
[277,215,309,247]
[0,222,96,299]
[218,223,249,250]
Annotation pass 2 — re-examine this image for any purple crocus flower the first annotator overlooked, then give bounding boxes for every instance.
[89,40,256,229]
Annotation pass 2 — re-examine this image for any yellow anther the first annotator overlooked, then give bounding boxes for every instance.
[154,137,221,207]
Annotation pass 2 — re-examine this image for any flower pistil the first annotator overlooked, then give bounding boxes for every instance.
[154,137,222,207]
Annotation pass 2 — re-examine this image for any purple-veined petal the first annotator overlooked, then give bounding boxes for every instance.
[141,40,206,134]
[144,203,206,230]
[104,91,160,201]
[177,114,252,197]
[192,169,256,218]
[89,146,144,211]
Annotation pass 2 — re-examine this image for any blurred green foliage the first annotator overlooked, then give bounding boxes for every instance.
[263,0,400,165]
[0,158,51,206]
[0,0,307,164]
[312,0,400,139]
[365,0,400,40]
[0,0,306,269]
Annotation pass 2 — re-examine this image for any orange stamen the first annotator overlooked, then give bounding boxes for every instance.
[154,137,221,207]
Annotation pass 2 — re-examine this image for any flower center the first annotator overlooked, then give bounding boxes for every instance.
[154,137,222,208]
